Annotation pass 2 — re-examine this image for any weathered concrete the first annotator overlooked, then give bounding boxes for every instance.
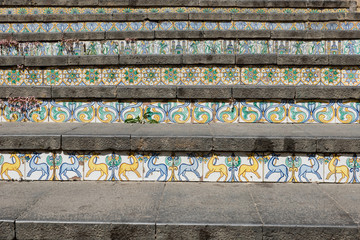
[1,182,360,239]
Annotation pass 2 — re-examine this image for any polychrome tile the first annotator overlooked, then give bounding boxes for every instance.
[288,100,336,123]
[237,153,263,182]
[220,67,240,85]
[83,152,119,181]
[161,67,181,85]
[27,101,49,123]
[348,154,360,183]
[62,68,82,85]
[180,67,201,85]
[241,67,261,85]
[239,100,287,123]
[259,67,281,85]
[4,69,23,85]
[82,68,101,85]
[300,68,321,85]
[321,68,341,86]
[214,101,239,123]
[321,154,337,183]
[44,68,62,85]
[24,152,53,181]
[122,67,141,85]
[336,100,360,124]
[54,152,84,181]
[176,153,203,181]
[263,153,289,183]
[341,68,360,86]
[192,101,215,124]
[49,101,96,123]
[141,68,161,85]
[144,101,191,124]
[203,154,228,182]
[96,101,120,123]
[279,67,301,85]
[143,153,170,182]
[119,101,143,123]
[118,153,144,181]
[297,154,324,183]
[201,67,221,85]
[0,153,25,180]
[102,68,122,85]
[23,69,42,85]
[327,40,341,55]
[1,100,46,122]
[334,155,354,183]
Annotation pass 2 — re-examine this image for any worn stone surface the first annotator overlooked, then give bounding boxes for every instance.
[233,86,295,99]
[296,86,360,99]
[120,55,182,65]
[0,56,24,66]
[0,86,51,98]
[62,135,131,151]
[52,86,117,99]
[117,86,177,99]
[24,56,68,67]
[183,54,235,65]
[177,86,232,99]
[236,54,276,65]
[0,135,60,150]
[277,55,329,66]
[1,182,360,239]
[0,221,14,240]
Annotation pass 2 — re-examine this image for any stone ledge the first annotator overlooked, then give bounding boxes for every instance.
[1,0,353,8]
[6,30,360,42]
[0,86,358,100]
[0,12,358,23]
[0,123,358,153]
[2,54,359,67]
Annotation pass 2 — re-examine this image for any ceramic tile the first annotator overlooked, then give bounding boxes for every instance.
[321,68,341,86]
[143,153,170,182]
[288,100,336,123]
[4,69,23,85]
[263,153,290,182]
[241,67,261,85]
[161,67,181,85]
[141,68,161,85]
[119,101,143,123]
[0,153,26,180]
[297,154,324,183]
[192,101,215,124]
[203,154,229,182]
[279,67,301,85]
[258,67,281,85]
[237,153,263,182]
[239,100,287,123]
[49,101,96,123]
[300,68,321,85]
[121,67,141,85]
[144,101,191,124]
[44,68,63,85]
[54,152,85,181]
[176,153,203,181]
[180,67,201,85]
[220,67,241,85]
[214,101,239,123]
[82,68,101,85]
[96,101,120,123]
[341,68,360,86]
[101,68,122,85]
[24,152,54,181]
[336,100,360,124]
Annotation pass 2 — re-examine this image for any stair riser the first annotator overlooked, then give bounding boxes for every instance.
[1,21,360,33]
[0,151,358,183]
[0,66,357,86]
[3,40,360,56]
[1,100,358,124]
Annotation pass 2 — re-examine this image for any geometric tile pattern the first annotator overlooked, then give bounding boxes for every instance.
[6,40,360,56]
[1,21,360,33]
[2,100,359,124]
[0,152,357,183]
[0,8,348,15]
[0,66,358,86]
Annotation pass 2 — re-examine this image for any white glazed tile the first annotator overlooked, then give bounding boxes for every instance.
[143,153,170,182]
[237,153,263,182]
[297,154,324,183]
[118,153,143,181]
[203,154,229,182]
[263,153,289,183]
[176,153,203,182]
[24,152,54,181]
[0,153,26,180]
[55,152,84,181]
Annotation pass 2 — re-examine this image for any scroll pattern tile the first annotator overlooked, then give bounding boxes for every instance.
[1,152,358,183]
[1,100,358,124]
[0,8,348,15]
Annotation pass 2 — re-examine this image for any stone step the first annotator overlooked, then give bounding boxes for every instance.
[2,12,360,22]
[1,182,359,239]
[4,30,360,42]
[2,0,354,9]
[2,54,360,67]
[0,122,358,152]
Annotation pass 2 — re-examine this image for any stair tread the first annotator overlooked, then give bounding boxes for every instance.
[1,182,359,239]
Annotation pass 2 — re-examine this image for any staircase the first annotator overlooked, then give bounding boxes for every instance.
[1,0,360,239]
